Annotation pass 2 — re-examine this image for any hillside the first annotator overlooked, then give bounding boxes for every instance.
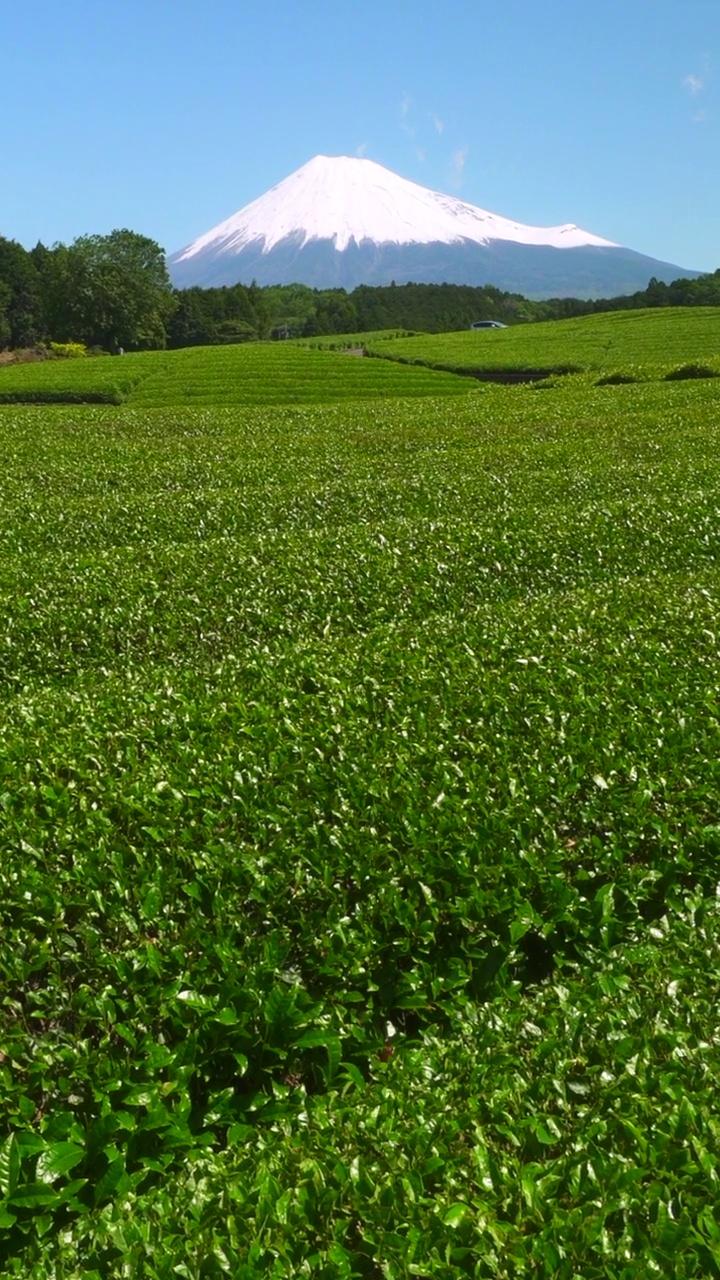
[364,306,720,380]
[0,342,477,407]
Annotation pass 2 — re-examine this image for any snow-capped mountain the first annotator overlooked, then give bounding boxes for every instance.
[168,155,698,299]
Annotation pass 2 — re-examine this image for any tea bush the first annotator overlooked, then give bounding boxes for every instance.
[367,306,720,383]
[0,342,477,407]
[2,375,720,1275]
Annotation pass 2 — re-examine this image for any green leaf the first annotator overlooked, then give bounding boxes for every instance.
[264,986,298,1029]
[176,989,213,1010]
[533,1122,554,1145]
[123,1087,157,1107]
[94,1156,128,1206]
[0,1135,20,1200]
[9,1182,61,1208]
[443,1202,469,1227]
[295,1029,342,1080]
[294,1028,332,1049]
[57,1178,89,1209]
[341,1062,365,1089]
[36,1142,85,1184]
[214,1007,240,1025]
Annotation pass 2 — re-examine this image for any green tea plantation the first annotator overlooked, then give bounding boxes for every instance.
[1,322,720,1278]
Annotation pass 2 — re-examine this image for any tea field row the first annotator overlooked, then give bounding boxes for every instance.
[2,378,720,1275]
[0,343,476,407]
[2,306,719,410]
[367,306,720,381]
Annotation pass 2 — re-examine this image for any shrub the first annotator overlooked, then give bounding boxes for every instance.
[0,388,123,405]
[49,341,89,359]
[665,362,720,381]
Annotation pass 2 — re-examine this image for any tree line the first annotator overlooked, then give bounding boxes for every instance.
[0,230,176,353]
[164,270,720,345]
[1,228,719,353]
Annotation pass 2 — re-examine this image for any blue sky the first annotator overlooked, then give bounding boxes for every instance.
[1,0,718,272]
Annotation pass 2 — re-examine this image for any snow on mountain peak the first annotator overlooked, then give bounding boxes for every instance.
[174,154,617,263]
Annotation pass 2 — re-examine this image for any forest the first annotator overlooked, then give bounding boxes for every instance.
[1,228,719,353]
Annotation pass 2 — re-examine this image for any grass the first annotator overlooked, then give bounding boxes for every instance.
[2,344,720,1275]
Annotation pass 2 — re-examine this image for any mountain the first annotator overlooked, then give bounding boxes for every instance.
[168,155,699,299]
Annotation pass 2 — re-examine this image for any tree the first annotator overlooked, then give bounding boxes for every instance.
[60,230,176,351]
[30,240,70,341]
[0,279,11,349]
[0,236,43,348]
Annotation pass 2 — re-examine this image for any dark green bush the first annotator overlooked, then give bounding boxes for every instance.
[665,362,720,381]
[0,388,124,404]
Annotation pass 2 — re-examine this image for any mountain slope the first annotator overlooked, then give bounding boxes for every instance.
[168,155,699,298]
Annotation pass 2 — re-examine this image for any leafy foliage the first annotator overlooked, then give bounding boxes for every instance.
[664,362,720,381]
[165,269,720,345]
[367,306,720,382]
[1,370,720,1274]
[52,231,176,352]
[48,342,88,359]
[0,236,43,348]
[0,232,175,355]
[0,341,478,405]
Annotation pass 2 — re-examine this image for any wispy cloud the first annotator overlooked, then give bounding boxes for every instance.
[399,93,415,137]
[355,142,368,157]
[683,68,710,121]
[449,145,469,187]
[399,95,459,169]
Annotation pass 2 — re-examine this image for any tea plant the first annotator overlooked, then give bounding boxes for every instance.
[0,342,477,407]
[367,306,720,382]
[2,375,720,1275]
